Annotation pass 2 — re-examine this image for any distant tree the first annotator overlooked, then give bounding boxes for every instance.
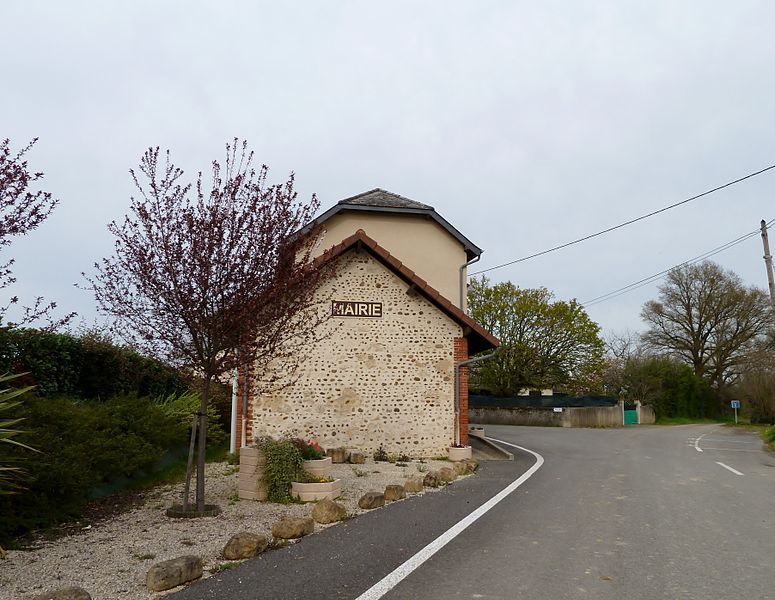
[0,138,70,326]
[602,330,645,397]
[641,261,772,389]
[468,277,605,395]
[87,140,329,513]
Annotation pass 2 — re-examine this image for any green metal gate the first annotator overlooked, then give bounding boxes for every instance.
[623,402,638,425]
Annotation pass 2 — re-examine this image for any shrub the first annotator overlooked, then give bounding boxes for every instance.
[152,392,227,448]
[373,444,388,462]
[0,394,186,544]
[289,438,325,460]
[256,437,303,503]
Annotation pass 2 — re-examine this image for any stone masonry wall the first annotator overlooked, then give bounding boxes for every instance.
[250,248,462,457]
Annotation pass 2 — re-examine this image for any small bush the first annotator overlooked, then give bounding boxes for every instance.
[0,394,186,545]
[152,392,226,448]
[373,444,388,462]
[289,438,325,460]
[256,437,303,504]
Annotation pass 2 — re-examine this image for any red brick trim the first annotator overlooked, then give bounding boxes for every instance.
[454,337,469,446]
[235,363,253,451]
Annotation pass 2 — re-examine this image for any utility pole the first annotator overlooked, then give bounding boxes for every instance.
[760,219,775,308]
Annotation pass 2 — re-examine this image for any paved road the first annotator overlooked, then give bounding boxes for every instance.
[385,425,775,600]
[175,425,775,600]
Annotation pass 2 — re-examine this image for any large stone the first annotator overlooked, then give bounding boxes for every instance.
[403,477,424,494]
[32,587,91,600]
[146,555,203,592]
[222,532,269,560]
[271,517,314,539]
[358,491,385,510]
[384,484,406,502]
[312,498,347,524]
[348,451,366,464]
[327,447,349,464]
[438,467,456,483]
[423,471,440,488]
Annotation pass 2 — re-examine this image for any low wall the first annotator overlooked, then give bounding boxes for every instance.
[639,405,656,424]
[469,405,624,428]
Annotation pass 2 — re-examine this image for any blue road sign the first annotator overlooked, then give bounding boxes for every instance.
[731,400,740,409]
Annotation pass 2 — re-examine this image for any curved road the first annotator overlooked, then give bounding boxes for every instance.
[175,425,775,600]
[383,424,775,600]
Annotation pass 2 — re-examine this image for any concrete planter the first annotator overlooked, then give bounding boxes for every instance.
[291,478,342,502]
[238,447,268,501]
[448,446,472,461]
[302,456,333,478]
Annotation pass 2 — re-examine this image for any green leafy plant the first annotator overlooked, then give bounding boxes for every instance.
[256,437,303,503]
[373,444,388,462]
[152,392,226,448]
[294,472,334,484]
[0,374,37,495]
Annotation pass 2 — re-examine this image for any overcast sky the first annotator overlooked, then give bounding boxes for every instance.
[3,1,775,338]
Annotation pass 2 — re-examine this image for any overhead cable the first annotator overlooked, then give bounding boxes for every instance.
[580,219,775,308]
[470,163,775,276]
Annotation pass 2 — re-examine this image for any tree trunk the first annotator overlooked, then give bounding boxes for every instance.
[182,412,198,512]
[196,377,210,513]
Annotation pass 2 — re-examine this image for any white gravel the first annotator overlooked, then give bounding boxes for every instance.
[1,458,455,600]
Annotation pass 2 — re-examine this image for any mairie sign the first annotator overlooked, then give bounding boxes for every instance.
[332,300,383,318]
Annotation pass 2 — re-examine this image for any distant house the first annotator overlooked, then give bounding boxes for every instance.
[232,189,498,457]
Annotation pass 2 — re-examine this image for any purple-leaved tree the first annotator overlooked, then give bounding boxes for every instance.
[88,140,329,513]
[0,138,71,327]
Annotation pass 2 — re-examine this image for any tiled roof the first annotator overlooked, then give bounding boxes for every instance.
[337,189,433,210]
[314,229,499,354]
[301,189,482,261]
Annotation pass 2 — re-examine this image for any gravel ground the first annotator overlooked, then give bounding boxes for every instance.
[1,458,454,600]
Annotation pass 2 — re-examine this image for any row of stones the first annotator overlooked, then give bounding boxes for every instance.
[34,459,479,600]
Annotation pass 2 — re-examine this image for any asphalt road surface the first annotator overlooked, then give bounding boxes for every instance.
[175,425,775,600]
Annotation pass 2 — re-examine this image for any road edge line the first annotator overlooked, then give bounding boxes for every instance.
[354,438,544,600]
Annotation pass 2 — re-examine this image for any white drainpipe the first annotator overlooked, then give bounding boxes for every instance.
[229,368,238,454]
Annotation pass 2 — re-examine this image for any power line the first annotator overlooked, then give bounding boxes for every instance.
[470,163,775,276]
[580,219,775,308]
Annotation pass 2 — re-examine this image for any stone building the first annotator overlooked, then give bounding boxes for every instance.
[233,189,499,457]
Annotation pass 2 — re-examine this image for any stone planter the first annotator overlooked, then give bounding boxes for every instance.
[290,478,342,502]
[238,447,268,501]
[302,456,333,478]
[448,446,472,461]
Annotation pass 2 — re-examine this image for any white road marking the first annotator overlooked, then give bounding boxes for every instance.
[354,438,544,600]
[694,432,708,452]
[701,438,754,444]
[700,447,759,453]
[716,462,744,476]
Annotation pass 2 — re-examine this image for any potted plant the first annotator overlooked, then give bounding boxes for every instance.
[290,471,342,502]
[448,443,472,461]
[292,438,332,478]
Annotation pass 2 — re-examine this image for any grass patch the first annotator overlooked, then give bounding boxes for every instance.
[655,416,729,425]
[765,426,775,451]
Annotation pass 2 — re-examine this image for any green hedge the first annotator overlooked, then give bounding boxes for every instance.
[0,394,190,544]
[0,328,185,399]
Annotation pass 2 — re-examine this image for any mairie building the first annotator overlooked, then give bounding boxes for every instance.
[233,189,499,457]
